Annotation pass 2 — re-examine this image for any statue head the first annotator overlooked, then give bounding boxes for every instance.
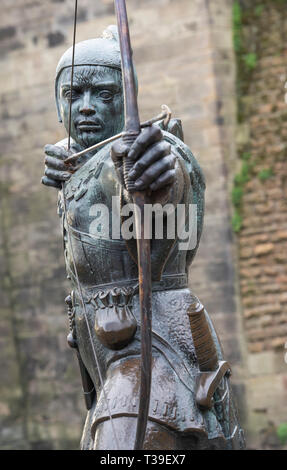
[55,26,128,148]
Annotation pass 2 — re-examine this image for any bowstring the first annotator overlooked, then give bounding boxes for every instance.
[62,0,120,450]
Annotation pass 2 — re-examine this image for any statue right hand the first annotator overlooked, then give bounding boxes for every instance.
[41,144,74,189]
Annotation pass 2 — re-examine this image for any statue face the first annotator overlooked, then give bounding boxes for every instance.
[58,65,124,148]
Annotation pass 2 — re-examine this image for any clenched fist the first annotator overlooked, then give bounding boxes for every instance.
[41,144,75,189]
[111,125,176,192]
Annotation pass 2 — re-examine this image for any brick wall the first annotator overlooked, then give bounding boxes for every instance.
[0,0,245,449]
[233,0,287,447]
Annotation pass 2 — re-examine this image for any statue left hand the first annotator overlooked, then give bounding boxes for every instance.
[111,125,176,191]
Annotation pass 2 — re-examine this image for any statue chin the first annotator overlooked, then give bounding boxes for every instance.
[76,130,105,149]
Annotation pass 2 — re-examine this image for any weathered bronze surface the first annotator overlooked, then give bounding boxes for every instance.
[42,14,245,450]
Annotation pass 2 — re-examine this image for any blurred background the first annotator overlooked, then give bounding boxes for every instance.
[0,0,286,450]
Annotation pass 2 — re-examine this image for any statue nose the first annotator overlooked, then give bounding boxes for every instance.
[79,92,95,115]
[80,105,95,116]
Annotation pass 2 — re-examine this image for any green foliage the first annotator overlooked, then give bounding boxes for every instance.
[231,210,243,233]
[234,161,252,185]
[258,168,273,181]
[233,33,241,54]
[243,52,257,70]
[232,186,243,207]
[232,1,242,53]
[255,5,264,16]
[231,1,279,233]
[233,0,242,25]
[241,152,251,161]
[277,423,287,445]
[231,154,254,233]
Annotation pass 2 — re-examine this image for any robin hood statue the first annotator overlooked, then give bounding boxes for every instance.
[42,2,245,451]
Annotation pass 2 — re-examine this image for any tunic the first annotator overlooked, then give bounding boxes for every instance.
[58,126,245,450]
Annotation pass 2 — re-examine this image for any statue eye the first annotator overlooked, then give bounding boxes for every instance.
[64,89,79,100]
[98,90,113,101]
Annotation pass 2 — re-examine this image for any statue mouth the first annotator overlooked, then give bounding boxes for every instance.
[77,120,103,132]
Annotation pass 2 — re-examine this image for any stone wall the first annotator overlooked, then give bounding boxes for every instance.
[0,0,245,449]
[232,0,287,448]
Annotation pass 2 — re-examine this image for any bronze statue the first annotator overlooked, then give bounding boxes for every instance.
[42,1,245,451]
